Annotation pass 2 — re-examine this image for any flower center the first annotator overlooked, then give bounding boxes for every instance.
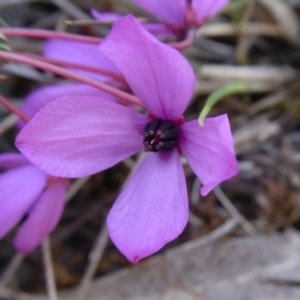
[143,119,179,153]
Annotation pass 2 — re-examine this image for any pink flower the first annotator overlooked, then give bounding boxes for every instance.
[16,15,238,262]
[92,0,229,38]
[131,0,229,33]
[91,8,174,38]
[0,153,67,253]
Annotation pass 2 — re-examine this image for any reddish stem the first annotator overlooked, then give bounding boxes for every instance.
[1,27,194,50]
[0,95,29,122]
[169,29,196,51]
[21,53,125,83]
[0,51,143,108]
[0,28,101,44]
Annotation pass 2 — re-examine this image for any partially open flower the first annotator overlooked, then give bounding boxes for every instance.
[16,15,238,262]
[92,0,229,38]
[0,153,67,253]
[131,0,229,35]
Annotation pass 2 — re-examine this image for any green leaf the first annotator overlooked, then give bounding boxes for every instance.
[0,17,8,28]
[198,83,248,127]
[0,32,7,42]
[0,42,11,51]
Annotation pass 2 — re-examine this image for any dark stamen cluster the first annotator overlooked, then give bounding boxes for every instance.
[143,119,179,152]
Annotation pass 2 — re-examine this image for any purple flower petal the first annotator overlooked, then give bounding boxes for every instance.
[18,84,117,129]
[44,39,120,81]
[90,8,122,22]
[192,0,229,26]
[91,8,174,38]
[107,150,188,263]
[131,0,186,25]
[16,96,147,178]
[99,15,195,121]
[14,183,66,253]
[143,23,174,38]
[179,115,238,196]
[0,166,47,239]
[0,153,29,169]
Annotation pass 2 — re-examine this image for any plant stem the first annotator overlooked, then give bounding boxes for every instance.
[0,28,101,44]
[1,27,194,50]
[0,51,143,107]
[0,94,29,122]
[169,28,196,51]
[21,53,125,83]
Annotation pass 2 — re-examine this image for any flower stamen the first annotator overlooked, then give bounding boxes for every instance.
[143,119,179,153]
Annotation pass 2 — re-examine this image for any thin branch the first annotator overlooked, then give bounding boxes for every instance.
[42,238,59,300]
[65,17,148,26]
[1,28,101,44]
[0,95,29,122]
[21,53,125,83]
[213,186,256,235]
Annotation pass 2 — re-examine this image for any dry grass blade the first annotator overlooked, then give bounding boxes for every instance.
[51,0,91,20]
[42,238,59,300]
[197,23,284,38]
[0,114,18,136]
[0,253,24,289]
[248,90,291,115]
[234,117,281,155]
[75,226,109,300]
[259,0,300,45]
[213,186,256,235]
[236,0,255,64]
[174,218,238,254]
[1,64,46,81]
[198,65,297,82]
[0,0,43,7]
[66,176,91,202]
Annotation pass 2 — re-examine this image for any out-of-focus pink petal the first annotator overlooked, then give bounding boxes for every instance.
[92,8,174,38]
[16,96,147,178]
[18,84,117,129]
[0,153,29,169]
[90,8,122,22]
[107,150,188,263]
[143,23,174,38]
[179,115,238,196]
[131,0,186,25]
[192,0,229,26]
[14,183,66,253]
[0,166,47,239]
[44,39,120,81]
[99,15,195,121]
